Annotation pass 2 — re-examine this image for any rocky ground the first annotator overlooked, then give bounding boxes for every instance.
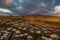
[0,16,60,40]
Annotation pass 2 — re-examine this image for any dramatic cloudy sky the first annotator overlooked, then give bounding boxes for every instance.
[0,0,60,16]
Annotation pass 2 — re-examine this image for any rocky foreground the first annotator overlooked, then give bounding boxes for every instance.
[0,16,60,40]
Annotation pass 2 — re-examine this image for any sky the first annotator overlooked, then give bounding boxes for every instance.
[0,0,60,16]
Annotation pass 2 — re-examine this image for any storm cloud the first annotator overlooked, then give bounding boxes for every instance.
[0,0,60,16]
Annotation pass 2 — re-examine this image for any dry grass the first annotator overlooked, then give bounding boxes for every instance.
[0,16,60,22]
[26,16,60,22]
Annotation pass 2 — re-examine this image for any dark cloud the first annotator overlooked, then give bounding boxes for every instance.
[0,0,60,16]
